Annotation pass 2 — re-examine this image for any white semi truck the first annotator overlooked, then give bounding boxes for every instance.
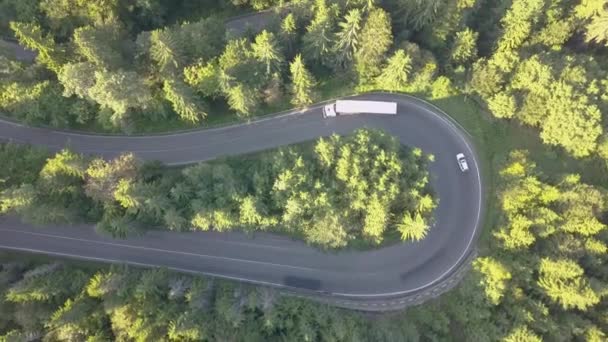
[323,100,398,117]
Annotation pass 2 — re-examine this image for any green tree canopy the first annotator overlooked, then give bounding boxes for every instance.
[333,8,362,69]
[251,30,284,75]
[10,21,65,72]
[538,258,600,311]
[450,28,478,65]
[302,0,339,66]
[376,49,412,91]
[355,8,393,83]
[289,54,316,106]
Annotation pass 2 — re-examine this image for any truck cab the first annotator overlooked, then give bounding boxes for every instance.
[323,104,337,117]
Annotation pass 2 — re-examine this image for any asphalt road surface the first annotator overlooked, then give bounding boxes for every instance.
[0,92,483,310]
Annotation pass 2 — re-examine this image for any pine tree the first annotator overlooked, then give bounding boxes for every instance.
[149,28,183,74]
[9,21,65,73]
[162,80,207,123]
[183,60,220,98]
[226,84,259,117]
[397,212,429,241]
[73,24,125,69]
[496,0,544,51]
[289,54,316,106]
[302,0,338,66]
[333,9,362,69]
[585,12,608,46]
[251,30,284,75]
[503,326,542,342]
[376,49,412,91]
[473,257,512,305]
[280,13,298,55]
[355,8,393,84]
[538,258,600,311]
[450,28,478,65]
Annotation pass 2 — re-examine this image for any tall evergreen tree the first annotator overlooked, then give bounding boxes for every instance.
[10,21,65,72]
[376,49,412,91]
[355,8,393,84]
[333,8,362,69]
[585,12,608,46]
[73,24,126,69]
[450,28,478,65]
[149,28,183,75]
[289,54,316,106]
[251,30,284,75]
[302,0,338,66]
[162,80,207,123]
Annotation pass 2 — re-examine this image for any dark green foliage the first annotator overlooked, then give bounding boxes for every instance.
[302,0,339,67]
[73,23,128,69]
[0,129,435,248]
[0,148,94,224]
[0,144,47,189]
[0,263,382,341]
[355,7,393,84]
[182,129,434,248]
[0,80,95,127]
[1,0,608,339]
[463,151,607,340]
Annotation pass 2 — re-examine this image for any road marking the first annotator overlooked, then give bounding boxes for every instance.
[0,92,484,301]
[0,228,319,272]
[0,245,296,290]
[332,93,483,297]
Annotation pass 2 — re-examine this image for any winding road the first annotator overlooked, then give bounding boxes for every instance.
[0,93,483,311]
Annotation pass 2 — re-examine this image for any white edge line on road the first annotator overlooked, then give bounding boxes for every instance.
[0,245,293,289]
[0,228,319,273]
[0,92,483,298]
[331,95,483,297]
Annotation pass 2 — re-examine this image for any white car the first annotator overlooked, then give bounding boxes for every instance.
[456,153,469,172]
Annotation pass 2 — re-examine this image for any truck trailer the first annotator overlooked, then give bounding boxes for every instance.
[323,100,398,117]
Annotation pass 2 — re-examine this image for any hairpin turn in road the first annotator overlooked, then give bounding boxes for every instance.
[0,92,484,311]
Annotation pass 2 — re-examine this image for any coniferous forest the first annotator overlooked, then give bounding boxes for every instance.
[1,0,607,340]
[1,130,436,249]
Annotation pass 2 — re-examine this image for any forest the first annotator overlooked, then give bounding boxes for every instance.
[0,260,407,341]
[0,0,607,340]
[0,152,605,341]
[0,129,435,249]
